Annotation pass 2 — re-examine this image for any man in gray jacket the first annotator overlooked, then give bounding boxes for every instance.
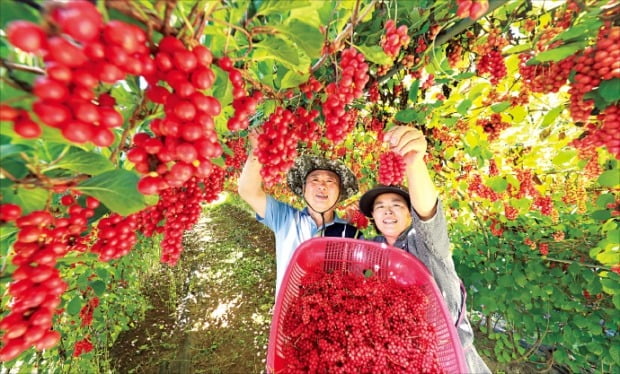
[359,125,491,374]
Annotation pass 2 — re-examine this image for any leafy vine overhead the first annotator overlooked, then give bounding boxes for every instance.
[0,0,619,370]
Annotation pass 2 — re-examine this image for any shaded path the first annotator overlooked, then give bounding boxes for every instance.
[110,200,276,373]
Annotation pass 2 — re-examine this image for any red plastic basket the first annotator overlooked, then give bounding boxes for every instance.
[266,237,467,373]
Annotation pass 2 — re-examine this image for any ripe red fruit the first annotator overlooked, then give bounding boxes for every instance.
[103,21,139,53]
[137,175,162,195]
[173,101,197,121]
[173,49,198,72]
[158,36,185,53]
[469,1,489,20]
[0,337,28,362]
[14,117,42,139]
[62,121,93,144]
[33,330,61,351]
[218,56,233,71]
[33,77,69,102]
[0,105,20,122]
[46,37,88,67]
[6,21,47,52]
[191,67,215,90]
[98,107,123,128]
[46,63,72,83]
[0,203,22,221]
[53,0,102,42]
[91,127,115,147]
[193,45,213,66]
[33,101,71,127]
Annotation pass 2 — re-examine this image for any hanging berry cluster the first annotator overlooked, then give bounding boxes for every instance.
[6,1,140,145]
[0,194,101,361]
[322,48,369,143]
[218,57,262,131]
[380,20,410,58]
[281,269,443,373]
[378,151,406,186]
[254,107,299,187]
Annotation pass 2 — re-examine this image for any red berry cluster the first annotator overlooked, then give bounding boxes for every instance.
[90,214,138,261]
[380,20,410,58]
[73,337,94,357]
[538,243,550,256]
[344,208,369,230]
[0,203,22,222]
[282,269,442,373]
[571,104,620,160]
[504,203,519,220]
[79,297,100,327]
[218,57,261,131]
[533,195,554,216]
[568,26,620,122]
[293,107,321,145]
[134,37,222,195]
[477,113,510,141]
[467,174,500,202]
[378,151,406,186]
[489,219,504,237]
[0,195,99,361]
[322,48,369,143]
[519,53,574,93]
[224,137,249,174]
[446,42,463,68]
[456,0,489,20]
[477,50,507,85]
[300,77,323,100]
[254,107,300,187]
[6,1,146,145]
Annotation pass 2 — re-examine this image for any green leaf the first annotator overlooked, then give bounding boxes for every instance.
[0,144,32,159]
[408,80,420,103]
[90,280,106,296]
[598,79,620,103]
[356,45,392,66]
[610,343,620,365]
[280,69,308,89]
[276,19,323,59]
[456,99,472,115]
[394,109,418,123]
[486,176,508,193]
[552,150,577,166]
[597,169,620,187]
[75,170,148,216]
[51,147,115,175]
[491,101,511,113]
[211,157,225,168]
[0,1,39,27]
[0,186,48,214]
[503,43,532,55]
[596,193,616,209]
[67,296,82,315]
[252,38,304,71]
[552,20,602,43]
[256,0,310,15]
[541,106,564,127]
[529,42,587,64]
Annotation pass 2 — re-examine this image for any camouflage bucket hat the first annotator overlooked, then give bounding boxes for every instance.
[287,155,358,201]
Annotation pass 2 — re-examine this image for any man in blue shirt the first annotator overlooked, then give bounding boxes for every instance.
[238,141,360,292]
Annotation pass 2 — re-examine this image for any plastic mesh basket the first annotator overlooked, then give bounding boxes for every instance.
[266,237,467,373]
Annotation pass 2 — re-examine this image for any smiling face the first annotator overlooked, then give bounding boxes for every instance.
[371,192,412,244]
[303,169,341,213]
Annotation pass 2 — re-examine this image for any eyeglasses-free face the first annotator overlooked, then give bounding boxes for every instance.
[303,170,341,212]
[371,192,412,243]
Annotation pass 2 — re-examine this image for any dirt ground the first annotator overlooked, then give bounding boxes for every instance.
[109,200,553,374]
[110,201,276,373]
